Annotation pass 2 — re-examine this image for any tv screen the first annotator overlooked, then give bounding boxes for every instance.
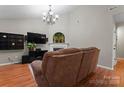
[27,32,46,44]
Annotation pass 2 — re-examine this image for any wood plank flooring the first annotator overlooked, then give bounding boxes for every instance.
[114,59,124,86]
[0,64,37,87]
[0,60,124,87]
[79,59,124,87]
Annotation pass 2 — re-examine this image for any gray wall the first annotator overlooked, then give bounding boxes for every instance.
[0,19,49,64]
[0,15,69,65]
[48,14,69,43]
[68,6,115,68]
[0,6,116,69]
[117,24,124,58]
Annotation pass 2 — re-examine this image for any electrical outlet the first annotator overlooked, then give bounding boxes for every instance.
[8,56,11,61]
[15,56,18,59]
[8,56,13,63]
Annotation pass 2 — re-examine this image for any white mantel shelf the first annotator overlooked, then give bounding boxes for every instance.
[48,43,69,51]
[48,43,69,45]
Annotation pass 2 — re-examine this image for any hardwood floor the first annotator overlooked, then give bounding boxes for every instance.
[79,59,124,87]
[0,64,37,87]
[114,59,124,86]
[0,60,124,87]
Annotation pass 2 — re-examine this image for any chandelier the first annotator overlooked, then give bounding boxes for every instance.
[42,5,59,24]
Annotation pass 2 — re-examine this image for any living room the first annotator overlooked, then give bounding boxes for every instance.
[0,5,114,68]
[0,3,124,88]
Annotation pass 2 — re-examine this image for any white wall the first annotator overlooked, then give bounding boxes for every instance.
[48,14,69,43]
[0,6,116,69]
[68,6,115,68]
[0,19,49,64]
[116,24,124,58]
[0,15,69,65]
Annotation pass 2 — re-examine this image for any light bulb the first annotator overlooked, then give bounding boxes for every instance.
[43,17,46,22]
[53,18,56,22]
[47,18,50,22]
[49,11,53,15]
[55,15,59,19]
[43,12,46,16]
[43,16,46,20]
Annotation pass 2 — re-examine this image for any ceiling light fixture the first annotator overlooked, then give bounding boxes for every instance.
[42,5,59,25]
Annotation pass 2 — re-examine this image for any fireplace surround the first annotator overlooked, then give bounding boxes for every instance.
[49,43,69,51]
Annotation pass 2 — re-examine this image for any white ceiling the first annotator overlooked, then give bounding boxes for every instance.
[106,5,124,24]
[0,5,124,24]
[0,5,78,19]
[113,13,124,24]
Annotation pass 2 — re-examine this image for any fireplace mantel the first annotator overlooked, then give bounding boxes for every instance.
[48,43,69,51]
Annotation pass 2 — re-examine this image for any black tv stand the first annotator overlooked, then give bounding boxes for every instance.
[22,50,48,64]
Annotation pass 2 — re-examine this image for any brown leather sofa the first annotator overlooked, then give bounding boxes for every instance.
[31,47,100,87]
[77,47,100,82]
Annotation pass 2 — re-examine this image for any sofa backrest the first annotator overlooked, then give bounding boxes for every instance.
[88,48,100,74]
[77,47,100,82]
[42,48,83,86]
[42,47,100,86]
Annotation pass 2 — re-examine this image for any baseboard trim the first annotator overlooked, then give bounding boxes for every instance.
[97,64,113,70]
[117,58,124,60]
[0,62,20,66]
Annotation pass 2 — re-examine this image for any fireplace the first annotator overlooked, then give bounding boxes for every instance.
[53,48,63,51]
[49,43,69,51]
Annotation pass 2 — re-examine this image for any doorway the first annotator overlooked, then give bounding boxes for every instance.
[113,24,124,68]
[116,25,124,61]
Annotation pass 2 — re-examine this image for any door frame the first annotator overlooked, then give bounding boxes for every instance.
[112,25,118,68]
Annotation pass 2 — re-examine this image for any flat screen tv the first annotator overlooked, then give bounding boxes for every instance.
[27,32,46,44]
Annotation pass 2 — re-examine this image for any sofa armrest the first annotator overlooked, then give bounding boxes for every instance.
[31,60,43,76]
[31,60,49,86]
